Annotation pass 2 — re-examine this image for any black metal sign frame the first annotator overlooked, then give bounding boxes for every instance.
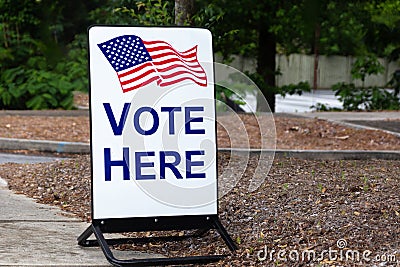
[78,25,237,266]
[78,215,237,266]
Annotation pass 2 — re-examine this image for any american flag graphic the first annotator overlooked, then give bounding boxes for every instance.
[97,35,207,93]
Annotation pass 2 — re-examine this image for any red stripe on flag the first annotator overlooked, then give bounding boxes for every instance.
[146,43,207,87]
[118,61,154,78]
[159,70,207,81]
[155,63,206,74]
[121,76,160,93]
[151,57,201,69]
[117,61,161,92]
[158,76,207,87]
[119,69,158,86]
[150,51,197,61]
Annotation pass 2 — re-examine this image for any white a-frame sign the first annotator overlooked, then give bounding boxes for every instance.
[78,26,236,266]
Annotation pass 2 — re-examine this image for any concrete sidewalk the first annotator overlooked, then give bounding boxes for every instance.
[294,111,400,121]
[293,111,400,137]
[0,179,160,266]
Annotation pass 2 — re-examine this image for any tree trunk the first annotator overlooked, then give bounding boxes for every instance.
[256,26,276,112]
[174,0,194,26]
[313,23,321,90]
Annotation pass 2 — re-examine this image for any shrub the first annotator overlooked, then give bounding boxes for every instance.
[0,63,74,110]
[332,55,400,111]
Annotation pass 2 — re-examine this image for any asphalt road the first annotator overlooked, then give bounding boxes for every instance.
[276,90,342,112]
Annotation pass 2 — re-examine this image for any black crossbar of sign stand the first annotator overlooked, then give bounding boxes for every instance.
[78,215,237,266]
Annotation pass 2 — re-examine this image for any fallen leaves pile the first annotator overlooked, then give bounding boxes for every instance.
[1,153,399,266]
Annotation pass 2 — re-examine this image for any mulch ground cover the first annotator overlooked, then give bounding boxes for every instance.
[0,153,399,266]
[0,113,400,151]
[0,93,399,266]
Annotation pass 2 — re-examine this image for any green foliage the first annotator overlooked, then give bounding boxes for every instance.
[319,2,367,56]
[0,25,77,109]
[1,0,400,111]
[90,0,174,25]
[387,69,400,96]
[310,102,341,111]
[363,0,400,60]
[247,71,311,98]
[192,3,224,29]
[333,83,365,111]
[0,0,102,109]
[57,34,88,92]
[270,1,368,56]
[333,56,399,111]
[114,0,174,26]
[366,0,400,30]
[277,81,311,97]
[215,85,246,112]
[215,71,259,112]
[350,55,385,83]
[0,53,74,110]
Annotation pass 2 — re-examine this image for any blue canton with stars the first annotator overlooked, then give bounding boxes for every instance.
[97,35,152,72]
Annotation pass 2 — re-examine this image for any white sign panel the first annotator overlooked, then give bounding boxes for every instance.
[88,26,217,219]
